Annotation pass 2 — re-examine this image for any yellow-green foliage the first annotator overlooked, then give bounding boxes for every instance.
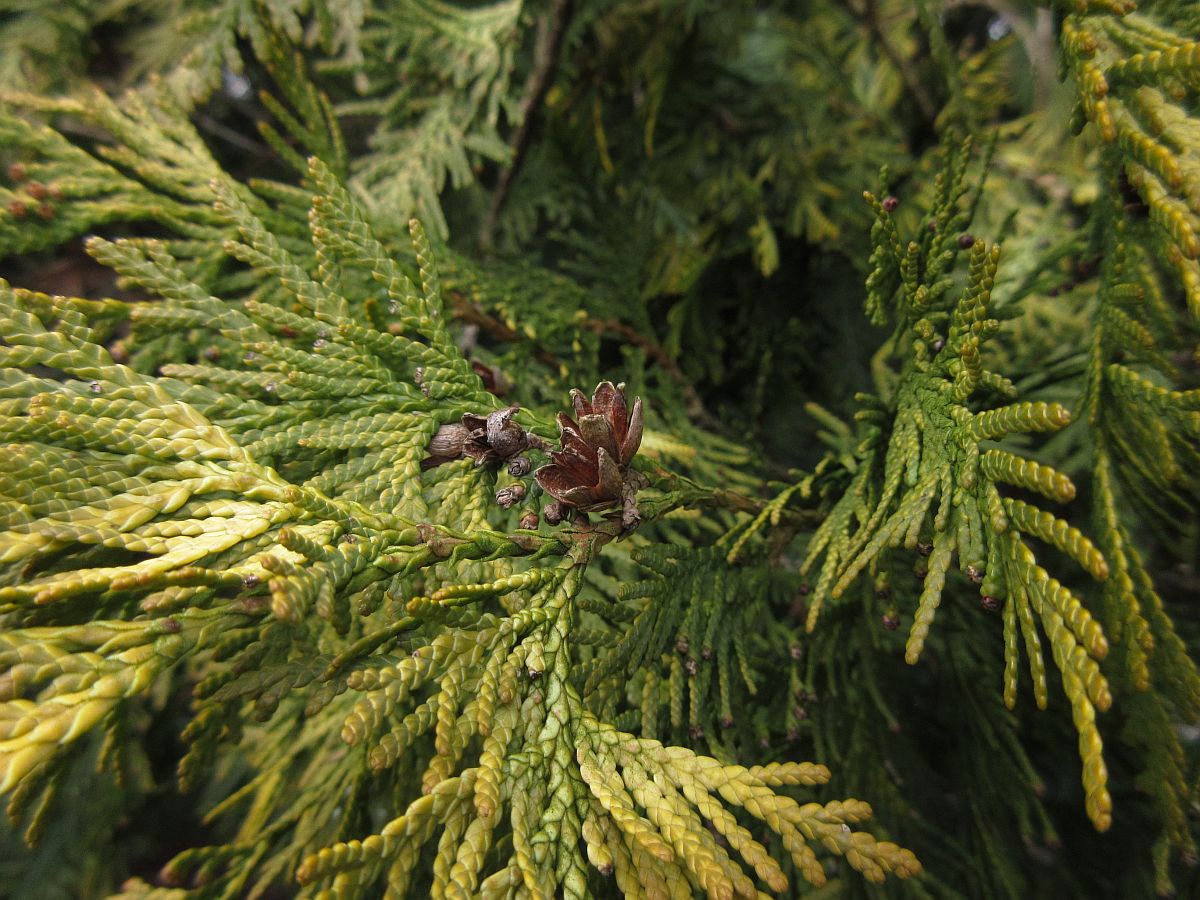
[1,2,1200,899]
[0,126,920,896]
[1062,3,1200,315]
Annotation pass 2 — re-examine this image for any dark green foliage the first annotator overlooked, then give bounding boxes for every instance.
[0,1,1199,898]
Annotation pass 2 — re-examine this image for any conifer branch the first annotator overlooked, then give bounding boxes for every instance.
[2,4,1200,896]
[800,139,1117,830]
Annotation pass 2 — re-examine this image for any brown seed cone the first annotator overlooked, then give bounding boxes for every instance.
[534,382,644,517]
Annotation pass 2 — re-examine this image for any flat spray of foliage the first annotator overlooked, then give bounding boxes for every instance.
[0,1,1198,899]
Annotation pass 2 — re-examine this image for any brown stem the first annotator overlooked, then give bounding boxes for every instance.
[447,289,564,371]
[480,0,573,251]
[846,0,937,124]
[447,289,721,431]
[581,317,720,430]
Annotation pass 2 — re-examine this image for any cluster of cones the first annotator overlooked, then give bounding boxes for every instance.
[424,381,645,531]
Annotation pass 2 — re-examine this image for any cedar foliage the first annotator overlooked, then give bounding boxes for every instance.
[0,1,1198,898]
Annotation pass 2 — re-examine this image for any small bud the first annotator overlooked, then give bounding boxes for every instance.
[48,183,64,202]
[88,380,103,393]
[202,345,220,361]
[243,573,261,588]
[700,645,713,661]
[26,181,48,200]
[519,511,539,530]
[797,581,811,596]
[159,618,181,634]
[312,337,327,350]
[792,705,808,721]
[7,162,27,182]
[675,635,690,656]
[7,199,28,219]
[957,233,975,249]
[719,715,734,730]
[277,325,299,339]
[914,565,928,580]
[36,202,54,220]
[882,610,901,631]
[795,688,809,703]
[495,483,527,508]
[759,736,770,749]
[965,564,984,584]
[424,423,470,468]
[882,195,899,212]
[931,338,945,353]
[338,533,358,544]
[916,540,933,557]
[790,644,803,661]
[543,501,564,525]
[688,725,704,740]
[981,595,1004,612]
[786,728,799,743]
[684,658,698,676]
[484,406,529,458]
[507,456,532,477]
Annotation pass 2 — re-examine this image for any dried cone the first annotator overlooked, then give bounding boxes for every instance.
[460,406,530,462]
[422,406,543,470]
[535,382,645,529]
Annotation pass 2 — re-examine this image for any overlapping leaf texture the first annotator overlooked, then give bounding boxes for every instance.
[0,150,923,897]
[0,155,503,836]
